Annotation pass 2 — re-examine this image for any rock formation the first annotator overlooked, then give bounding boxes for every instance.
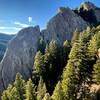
[77,2,100,24]
[0,26,40,90]
[42,7,87,44]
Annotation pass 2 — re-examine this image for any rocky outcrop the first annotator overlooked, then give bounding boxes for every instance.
[42,7,88,44]
[77,2,100,24]
[0,26,40,90]
[79,2,96,11]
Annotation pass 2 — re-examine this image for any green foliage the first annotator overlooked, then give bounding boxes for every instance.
[62,40,70,67]
[25,79,36,100]
[33,51,45,75]
[37,77,47,100]
[42,93,51,100]
[61,28,94,99]
[62,43,80,99]
[32,51,45,86]
[88,31,100,60]
[92,59,100,84]
[32,70,40,86]
[2,85,21,100]
[44,40,71,93]
[14,73,25,100]
[52,81,64,100]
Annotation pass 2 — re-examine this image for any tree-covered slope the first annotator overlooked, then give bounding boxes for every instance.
[1,26,100,100]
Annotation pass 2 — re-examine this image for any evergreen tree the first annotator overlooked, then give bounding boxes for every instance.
[2,85,21,100]
[37,37,46,54]
[88,31,100,60]
[42,93,51,100]
[2,85,13,100]
[52,81,64,100]
[37,77,47,100]
[87,30,100,78]
[62,43,80,99]
[14,73,25,100]
[9,87,21,100]
[43,40,60,93]
[33,51,45,75]
[32,51,45,86]
[42,40,71,93]
[32,70,40,86]
[25,79,36,100]
[92,58,100,84]
[62,40,70,67]
[61,29,92,99]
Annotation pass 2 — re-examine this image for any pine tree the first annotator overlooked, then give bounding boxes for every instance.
[37,37,46,54]
[43,40,60,93]
[92,58,100,84]
[62,53,80,99]
[87,30,100,78]
[33,51,45,75]
[32,70,40,86]
[37,77,47,100]
[9,87,21,100]
[25,79,36,100]
[42,93,51,100]
[62,40,70,67]
[2,85,21,100]
[52,81,64,100]
[61,29,92,99]
[14,73,25,100]
[88,31,100,60]
[2,85,13,100]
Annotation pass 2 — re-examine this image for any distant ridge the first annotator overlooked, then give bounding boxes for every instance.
[0,33,14,61]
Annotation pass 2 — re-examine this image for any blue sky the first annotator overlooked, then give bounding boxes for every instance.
[0,0,99,34]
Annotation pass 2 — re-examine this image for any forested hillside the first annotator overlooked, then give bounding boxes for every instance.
[1,26,100,100]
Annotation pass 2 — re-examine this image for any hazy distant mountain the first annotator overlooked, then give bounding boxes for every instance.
[0,33,14,61]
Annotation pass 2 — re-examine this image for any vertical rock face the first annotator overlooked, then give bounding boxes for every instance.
[0,26,40,90]
[42,7,88,44]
